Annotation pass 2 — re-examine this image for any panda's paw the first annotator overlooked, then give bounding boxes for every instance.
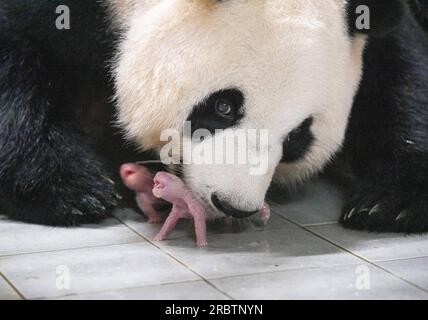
[57,166,123,226]
[2,170,121,226]
[32,157,122,226]
[341,183,428,233]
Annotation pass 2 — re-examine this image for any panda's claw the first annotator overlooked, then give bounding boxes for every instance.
[368,204,381,216]
[72,208,84,216]
[101,175,115,185]
[341,183,428,233]
[396,210,409,222]
[345,207,356,220]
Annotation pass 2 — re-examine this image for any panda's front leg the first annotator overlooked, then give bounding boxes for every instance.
[340,17,428,233]
[341,106,428,233]
[0,37,120,226]
[341,104,428,233]
[0,121,122,226]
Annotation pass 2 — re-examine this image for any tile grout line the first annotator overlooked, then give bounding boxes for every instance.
[118,218,365,285]
[269,208,338,228]
[47,262,382,300]
[0,239,146,258]
[375,255,428,264]
[193,262,367,283]
[118,212,428,297]
[302,222,339,227]
[44,279,218,300]
[116,216,234,300]
[0,272,26,300]
[275,214,428,294]
[2,212,426,299]
[0,216,146,258]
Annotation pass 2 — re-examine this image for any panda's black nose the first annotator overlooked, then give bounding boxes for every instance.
[211,193,258,219]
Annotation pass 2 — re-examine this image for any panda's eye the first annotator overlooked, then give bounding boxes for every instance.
[186,88,245,135]
[215,99,232,116]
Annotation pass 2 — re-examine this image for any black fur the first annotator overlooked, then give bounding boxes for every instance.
[0,1,141,226]
[281,117,314,164]
[410,0,428,30]
[341,1,428,232]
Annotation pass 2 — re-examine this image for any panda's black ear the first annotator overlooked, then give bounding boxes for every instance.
[347,0,405,36]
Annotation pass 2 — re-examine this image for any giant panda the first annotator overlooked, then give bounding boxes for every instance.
[0,0,427,232]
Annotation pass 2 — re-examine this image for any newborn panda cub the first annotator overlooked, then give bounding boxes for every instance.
[120,163,270,247]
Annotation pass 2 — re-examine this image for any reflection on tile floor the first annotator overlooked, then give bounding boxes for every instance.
[1,179,427,300]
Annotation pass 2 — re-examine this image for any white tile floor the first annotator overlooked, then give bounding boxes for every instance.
[1,179,427,300]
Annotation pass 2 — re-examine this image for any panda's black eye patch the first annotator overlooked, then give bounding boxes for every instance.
[186,89,244,135]
[281,117,314,163]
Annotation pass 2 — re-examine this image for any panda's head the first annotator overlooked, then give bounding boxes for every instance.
[114,0,402,218]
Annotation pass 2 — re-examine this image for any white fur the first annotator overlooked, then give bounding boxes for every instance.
[113,0,366,214]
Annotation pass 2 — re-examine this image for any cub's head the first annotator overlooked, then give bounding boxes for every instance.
[114,0,403,218]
